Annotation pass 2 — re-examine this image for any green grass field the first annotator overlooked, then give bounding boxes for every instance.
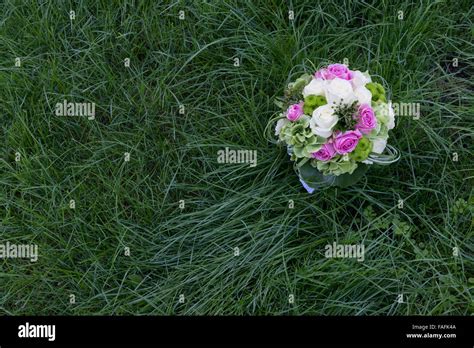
[0,0,473,315]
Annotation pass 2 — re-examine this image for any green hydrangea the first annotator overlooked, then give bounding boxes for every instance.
[279,116,326,158]
[373,102,390,125]
[315,157,358,176]
[371,102,391,138]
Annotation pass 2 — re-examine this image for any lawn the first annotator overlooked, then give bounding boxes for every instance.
[0,0,473,315]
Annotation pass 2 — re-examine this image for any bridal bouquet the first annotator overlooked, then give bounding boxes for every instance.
[272,63,399,192]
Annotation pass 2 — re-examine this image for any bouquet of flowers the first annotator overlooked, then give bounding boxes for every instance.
[271,63,399,192]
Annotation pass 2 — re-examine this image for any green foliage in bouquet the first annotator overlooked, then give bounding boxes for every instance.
[285,74,312,103]
[332,101,359,130]
[298,161,368,188]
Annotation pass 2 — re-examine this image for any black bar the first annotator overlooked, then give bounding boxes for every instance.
[0,316,472,345]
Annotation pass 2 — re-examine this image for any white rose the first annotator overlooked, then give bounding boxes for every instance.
[351,70,371,89]
[275,118,289,136]
[310,104,338,138]
[302,78,325,98]
[325,78,357,106]
[372,137,388,154]
[354,86,372,105]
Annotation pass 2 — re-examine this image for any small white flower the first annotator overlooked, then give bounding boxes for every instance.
[275,118,289,136]
[354,86,372,105]
[325,78,357,106]
[302,78,325,98]
[372,137,388,154]
[351,70,371,89]
[310,104,338,138]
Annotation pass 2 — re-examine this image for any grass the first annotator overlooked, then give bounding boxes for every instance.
[0,0,473,315]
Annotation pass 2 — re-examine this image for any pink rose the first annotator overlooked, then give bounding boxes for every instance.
[312,142,336,161]
[356,104,377,134]
[333,130,362,154]
[314,69,329,79]
[286,102,304,121]
[315,64,353,81]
